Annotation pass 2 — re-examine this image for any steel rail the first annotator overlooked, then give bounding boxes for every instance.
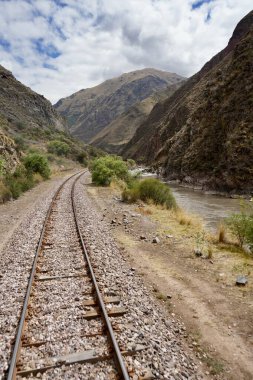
[71,174,130,380]
[7,171,83,380]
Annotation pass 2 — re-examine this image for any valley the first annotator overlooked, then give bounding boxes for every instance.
[0,5,253,380]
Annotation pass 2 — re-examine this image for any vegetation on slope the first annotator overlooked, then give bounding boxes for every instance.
[89,155,176,209]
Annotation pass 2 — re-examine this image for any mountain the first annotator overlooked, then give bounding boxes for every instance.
[89,81,184,154]
[123,11,253,193]
[0,65,65,133]
[54,68,185,146]
[0,64,99,173]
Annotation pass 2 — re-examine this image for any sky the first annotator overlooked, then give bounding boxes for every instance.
[0,0,252,103]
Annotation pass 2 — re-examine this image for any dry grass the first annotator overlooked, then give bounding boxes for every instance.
[174,208,202,228]
[110,178,126,191]
[135,206,153,215]
[217,223,226,243]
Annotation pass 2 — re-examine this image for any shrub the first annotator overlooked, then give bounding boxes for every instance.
[138,178,176,209]
[47,140,70,156]
[23,153,51,179]
[14,135,28,152]
[0,157,5,176]
[76,151,88,166]
[226,213,253,247]
[90,156,130,186]
[0,180,11,203]
[122,184,140,203]
[122,178,177,209]
[5,165,34,199]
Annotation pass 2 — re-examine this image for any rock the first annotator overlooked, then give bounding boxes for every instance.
[111,219,117,224]
[152,237,160,244]
[166,235,173,239]
[140,369,155,379]
[194,248,202,257]
[140,235,147,240]
[236,275,248,286]
[167,294,172,299]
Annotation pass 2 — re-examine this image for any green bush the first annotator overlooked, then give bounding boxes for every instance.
[14,135,27,152]
[47,140,70,156]
[5,165,34,199]
[0,180,11,202]
[76,151,88,166]
[90,156,130,186]
[226,212,253,248]
[23,153,51,179]
[122,178,177,209]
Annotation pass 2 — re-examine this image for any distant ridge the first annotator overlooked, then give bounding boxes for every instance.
[55,68,185,150]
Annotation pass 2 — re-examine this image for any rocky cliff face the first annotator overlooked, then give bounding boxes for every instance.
[0,123,20,172]
[55,68,184,145]
[123,11,253,193]
[0,65,65,133]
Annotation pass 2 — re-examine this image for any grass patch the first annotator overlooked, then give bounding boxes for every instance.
[122,178,177,210]
[156,292,167,301]
[217,223,226,243]
[203,356,224,375]
[175,209,196,226]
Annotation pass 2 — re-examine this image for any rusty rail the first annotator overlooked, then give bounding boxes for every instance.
[7,170,130,380]
[7,171,82,380]
[71,173,130,380]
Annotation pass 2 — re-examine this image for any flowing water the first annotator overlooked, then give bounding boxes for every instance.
[168,183,251,231]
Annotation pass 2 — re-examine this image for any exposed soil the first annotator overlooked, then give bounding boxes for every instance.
[85,181,253,380]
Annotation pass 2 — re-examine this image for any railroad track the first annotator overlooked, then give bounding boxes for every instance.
[6,171,131,380]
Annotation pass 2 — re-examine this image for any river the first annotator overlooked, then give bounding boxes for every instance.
[168,183,251,231]
[137,169,251,231]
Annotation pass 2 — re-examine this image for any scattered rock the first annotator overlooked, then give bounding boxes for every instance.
[140,369,155,379]
[140,235,147,240]
[236,275,248,286]
[194,248,202,257]
[166,294,172,299]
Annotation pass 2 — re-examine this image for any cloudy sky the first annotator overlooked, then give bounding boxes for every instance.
[0,0,252,103]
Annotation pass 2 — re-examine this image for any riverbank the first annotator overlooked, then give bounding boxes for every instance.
[85,177,253,380]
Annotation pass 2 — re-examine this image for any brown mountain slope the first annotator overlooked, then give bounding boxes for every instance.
[0,64,98,172]
[54,68,185,143]
[0,65,65,132]
[123,11,253,193]
[90,81,185,154]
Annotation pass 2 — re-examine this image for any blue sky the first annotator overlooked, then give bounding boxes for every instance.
[0,0,252,103]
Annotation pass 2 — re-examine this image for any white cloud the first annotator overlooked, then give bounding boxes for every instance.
[0,0,252,103]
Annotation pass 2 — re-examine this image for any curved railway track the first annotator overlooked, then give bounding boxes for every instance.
[6,171,130,380]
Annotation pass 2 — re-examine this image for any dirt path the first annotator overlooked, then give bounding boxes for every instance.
[0,171,75,253]
[85,182,253,380]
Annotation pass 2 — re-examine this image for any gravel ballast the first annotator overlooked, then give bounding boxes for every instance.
[0,175,69,378]
[74,174,207,380]
[1,172,207,379]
